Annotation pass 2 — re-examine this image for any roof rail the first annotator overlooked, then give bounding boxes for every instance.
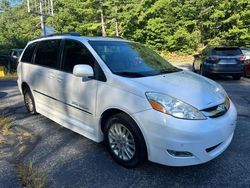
[45,32,81,37]
[34,32,81,40]
[106,36,124,39]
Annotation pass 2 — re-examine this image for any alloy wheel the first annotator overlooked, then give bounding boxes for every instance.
[108,123,136,161]
[24,92,34,112]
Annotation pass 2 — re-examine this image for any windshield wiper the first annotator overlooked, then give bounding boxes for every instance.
[114,71,146,78]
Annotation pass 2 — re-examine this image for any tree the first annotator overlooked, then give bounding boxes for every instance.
[0,0,249,54]
[0,1,40,53]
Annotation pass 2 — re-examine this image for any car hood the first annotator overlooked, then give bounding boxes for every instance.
[131,71,226,110]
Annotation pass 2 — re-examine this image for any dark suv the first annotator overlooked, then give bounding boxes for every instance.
[9,49,23,70]
[193,47,244,80]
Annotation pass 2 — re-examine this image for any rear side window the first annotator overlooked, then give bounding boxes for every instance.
[62,40,95,73]
[21,43,37,63]
[34,39,61,69]
[211,48,242,56]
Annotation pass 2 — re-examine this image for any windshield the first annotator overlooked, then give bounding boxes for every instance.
[89,41,179,77]
[16,50,23,57]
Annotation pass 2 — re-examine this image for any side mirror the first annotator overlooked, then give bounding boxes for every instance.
[193,54,200,58]
[73,65,94,78]
[12,55,18,59]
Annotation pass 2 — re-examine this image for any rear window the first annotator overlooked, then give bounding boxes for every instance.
[21,43,37,63]
[211,48,242,56]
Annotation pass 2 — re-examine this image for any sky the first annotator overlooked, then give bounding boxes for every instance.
[10,0,22,6]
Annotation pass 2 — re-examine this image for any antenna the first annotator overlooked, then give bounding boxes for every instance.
[27,0,54,36]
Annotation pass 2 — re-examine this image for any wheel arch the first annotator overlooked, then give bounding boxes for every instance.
[100,108,149,157]
[21,82,30,93]
[100,108,129,133]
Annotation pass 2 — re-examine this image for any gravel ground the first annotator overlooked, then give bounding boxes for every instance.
[0,72,250,187]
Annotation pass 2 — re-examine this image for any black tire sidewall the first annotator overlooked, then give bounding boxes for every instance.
[200,65,205,76]
[104,113,147,168]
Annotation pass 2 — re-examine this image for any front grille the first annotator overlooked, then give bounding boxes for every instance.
[202,98,230,118]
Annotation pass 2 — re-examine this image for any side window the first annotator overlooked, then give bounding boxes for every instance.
[62,40,95,73]
[21,43,37,63]
[34,39,61,69]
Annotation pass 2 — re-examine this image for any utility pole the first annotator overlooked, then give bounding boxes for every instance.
[27,0,54,36]
[40,2,46,36]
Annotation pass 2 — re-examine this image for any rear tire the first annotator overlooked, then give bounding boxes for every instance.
[192,62,196,73]
[104,113,147,168]
[232,75,241,80]
[23,88,37,114]
[200,65,206,76]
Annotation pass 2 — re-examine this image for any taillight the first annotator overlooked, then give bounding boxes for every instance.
[207,56,218,62]
[238,55,246,61]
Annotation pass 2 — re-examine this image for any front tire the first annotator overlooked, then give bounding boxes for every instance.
[104,113,147,168]
[23,88,37,114]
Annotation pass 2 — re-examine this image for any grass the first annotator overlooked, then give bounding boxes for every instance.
[16,162,47,188]
[162,52,194,64]
[0,72,17,80]
[0,116,14,135]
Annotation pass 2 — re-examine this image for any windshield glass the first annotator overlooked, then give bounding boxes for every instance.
[89,41,179,77]
[16,50,23,57]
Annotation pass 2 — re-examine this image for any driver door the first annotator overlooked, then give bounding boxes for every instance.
[56,39,98,129]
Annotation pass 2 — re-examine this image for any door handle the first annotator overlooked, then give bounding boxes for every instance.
[57,78,63,83]
[56,77,63,83]
[48,75,55,79]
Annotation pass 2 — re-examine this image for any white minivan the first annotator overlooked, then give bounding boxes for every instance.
[17,33,237,168]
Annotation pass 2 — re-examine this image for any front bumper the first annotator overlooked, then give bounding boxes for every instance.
[204,63,244,75]
[133,100,237,166]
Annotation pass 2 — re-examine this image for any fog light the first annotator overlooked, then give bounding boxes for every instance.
[167,150,193,157]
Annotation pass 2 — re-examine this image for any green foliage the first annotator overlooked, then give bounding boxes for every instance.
[0,0,250,54]
[0,2,40,53]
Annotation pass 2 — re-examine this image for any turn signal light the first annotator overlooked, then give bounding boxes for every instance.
[148,99,170,115]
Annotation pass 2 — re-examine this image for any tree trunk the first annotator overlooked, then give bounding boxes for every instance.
[115,6,119,37]
[100,2,106,37]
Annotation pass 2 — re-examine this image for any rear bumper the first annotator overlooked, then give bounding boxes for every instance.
[204,63,244,75]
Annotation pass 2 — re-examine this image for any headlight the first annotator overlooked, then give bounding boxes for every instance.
[146,92,206,120]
